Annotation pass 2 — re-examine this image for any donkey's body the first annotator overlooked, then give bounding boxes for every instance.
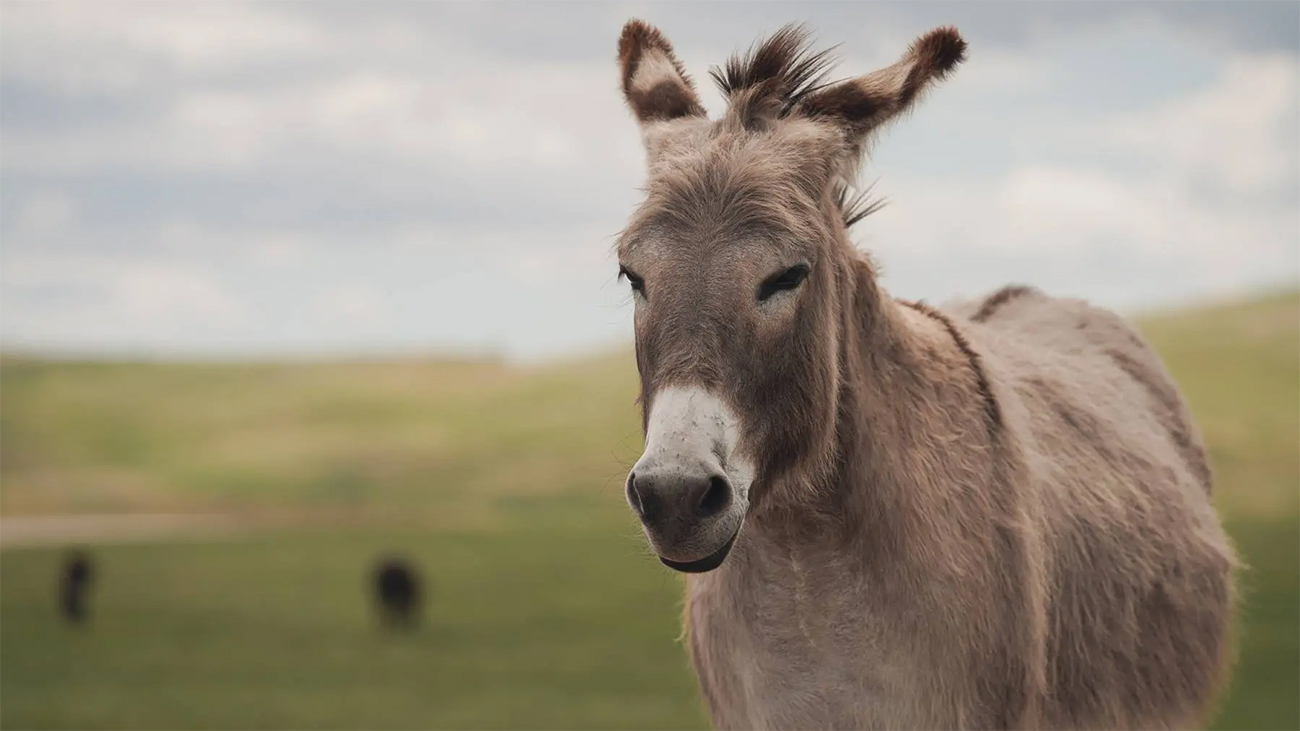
[686,289,1234,729]
[613,20,1236,730]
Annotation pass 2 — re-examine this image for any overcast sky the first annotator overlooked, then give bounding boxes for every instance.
[2,1,1297,361]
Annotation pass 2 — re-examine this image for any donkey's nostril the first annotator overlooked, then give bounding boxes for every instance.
[629,469,729,526]
[626,472,646,517]
[697,475,732,519]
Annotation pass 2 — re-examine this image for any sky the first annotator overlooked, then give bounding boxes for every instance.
[2,1,1297,362]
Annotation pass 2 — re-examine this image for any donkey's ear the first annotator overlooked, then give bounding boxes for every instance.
[618,20,706,124]
[797,27,965,147]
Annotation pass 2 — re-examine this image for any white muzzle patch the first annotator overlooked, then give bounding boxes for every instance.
[631,385,755,521]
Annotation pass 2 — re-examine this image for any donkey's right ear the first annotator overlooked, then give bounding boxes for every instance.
[618,20,706,124]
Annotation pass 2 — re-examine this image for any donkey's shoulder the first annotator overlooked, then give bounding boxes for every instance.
[942,285,1213,494]
[943,285,1148,360]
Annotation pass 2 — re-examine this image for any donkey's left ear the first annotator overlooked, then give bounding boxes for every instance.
[618,20,707,125]
[796,27,965,150]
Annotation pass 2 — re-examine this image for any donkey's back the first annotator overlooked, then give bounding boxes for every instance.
[950,285,1237,729]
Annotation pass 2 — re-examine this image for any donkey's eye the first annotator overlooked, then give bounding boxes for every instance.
[618,265,646,296]
[758,264,810,302]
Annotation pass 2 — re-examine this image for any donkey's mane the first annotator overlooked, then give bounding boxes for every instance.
[709,23,838,122]
[710,25,885,228]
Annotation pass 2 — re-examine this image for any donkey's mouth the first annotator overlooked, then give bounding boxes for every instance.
[659,528,739,573]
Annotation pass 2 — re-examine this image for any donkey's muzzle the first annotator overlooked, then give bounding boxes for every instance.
[628,386,752,572]
[626,467,739,571]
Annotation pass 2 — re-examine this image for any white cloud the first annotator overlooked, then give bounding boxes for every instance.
[997,166,1186,252]
[954,47,1056,94]
[1,2,335,93]
[310,283,388,324]
[871,157,1296,297]
[1101,53,1300,192]
[112,262,246,321]
[0,4,1295,358]
[11,190,78,239]
[2,61,637,184]
[1,252,249,348]
[247,236,309,269]
[866,45,1298,310]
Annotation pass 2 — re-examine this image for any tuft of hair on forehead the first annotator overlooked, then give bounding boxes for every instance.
[709,23,839,129]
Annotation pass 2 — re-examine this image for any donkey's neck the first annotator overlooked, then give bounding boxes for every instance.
[758,255,994,553]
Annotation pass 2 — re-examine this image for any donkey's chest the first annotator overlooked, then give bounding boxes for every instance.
[685,556,947,730]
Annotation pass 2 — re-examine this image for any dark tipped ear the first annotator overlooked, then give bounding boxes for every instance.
[796,26,965,144]
[618,19,706,124]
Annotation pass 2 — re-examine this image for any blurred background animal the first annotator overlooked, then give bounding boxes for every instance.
[58,550,94,625]
[372,556,423,630]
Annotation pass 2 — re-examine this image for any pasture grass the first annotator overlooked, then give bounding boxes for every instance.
[1,515,1292,730]
[1142,288,1299,521]
[0,515,707,730]
[1213,516,1299,730]
[1,289,1296,729]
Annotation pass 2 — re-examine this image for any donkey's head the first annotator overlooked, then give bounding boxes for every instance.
[616,21,965,572]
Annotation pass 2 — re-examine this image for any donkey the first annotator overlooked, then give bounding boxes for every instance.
[613,20,1237,731]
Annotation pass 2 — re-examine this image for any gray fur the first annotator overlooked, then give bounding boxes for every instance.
[614,20,1237,730]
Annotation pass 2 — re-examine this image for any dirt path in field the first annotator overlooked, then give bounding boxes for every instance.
[0,509,459,549]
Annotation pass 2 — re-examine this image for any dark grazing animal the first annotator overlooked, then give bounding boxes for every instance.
[59,550,95,625]
[612,19,1237,730]
[372,557,423,630]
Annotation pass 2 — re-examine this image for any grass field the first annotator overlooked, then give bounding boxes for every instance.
[2,290,1297,730]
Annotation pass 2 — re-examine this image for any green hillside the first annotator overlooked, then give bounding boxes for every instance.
[1,290,1296,730]
[0,353,644,524]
